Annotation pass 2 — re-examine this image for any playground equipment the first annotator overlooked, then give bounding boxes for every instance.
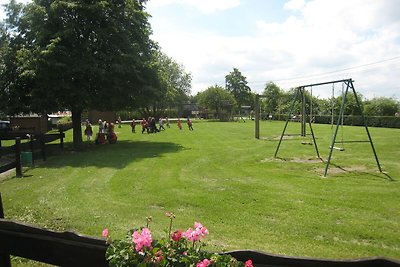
[256,78,382,177]
[330,82,345,151]
[254,95,266,139]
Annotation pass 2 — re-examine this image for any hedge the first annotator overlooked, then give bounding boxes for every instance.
[314,115,400,128]
[267,114,400,129]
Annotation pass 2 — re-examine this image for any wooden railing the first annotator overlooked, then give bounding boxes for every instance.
[0,194,399,267]
[0,219,108,267]
[0,131,65,176]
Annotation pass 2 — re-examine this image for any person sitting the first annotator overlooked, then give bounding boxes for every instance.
[95,132,107,144]
[107,123,117,144]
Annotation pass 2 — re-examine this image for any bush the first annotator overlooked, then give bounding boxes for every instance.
[57,116,72,124]
[313,115,400,128]
[262,114,400,128]
[103,214,254,267]
[57,116,73,131]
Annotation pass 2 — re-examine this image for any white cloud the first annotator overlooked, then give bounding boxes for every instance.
[147,0,240,14]
[284,0,305,11]
[3,0,397,99]
[254,0,400,96]
[149,0,400,99]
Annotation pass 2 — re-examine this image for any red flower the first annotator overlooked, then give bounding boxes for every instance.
[245,259,254,267]
[171,230,182,241]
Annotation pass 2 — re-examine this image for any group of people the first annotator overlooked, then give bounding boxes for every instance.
[139,117,170,134]
[138,117,194,133]
[84,119,117,144]
[84,116,194,143]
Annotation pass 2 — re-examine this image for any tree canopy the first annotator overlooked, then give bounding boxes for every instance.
[257,82,400,118]
[225,68,252,109]
[363,97,400,116]
[196,85,236,120]
[262,82,282,114]
[141,50,191,117]
[0,0,157,148]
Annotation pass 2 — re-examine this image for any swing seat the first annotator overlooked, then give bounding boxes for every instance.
[329,146,345,151]
[301,141,312,145]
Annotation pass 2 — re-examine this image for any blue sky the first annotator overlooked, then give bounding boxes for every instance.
[1,0,399,99]
[146,0,400,99]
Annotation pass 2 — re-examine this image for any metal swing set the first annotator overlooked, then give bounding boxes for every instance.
[272,78,383,177]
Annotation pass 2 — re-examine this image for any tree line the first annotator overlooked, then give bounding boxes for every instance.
[0,0,398,148]
[195,71,399,120]
[0,0,191,148]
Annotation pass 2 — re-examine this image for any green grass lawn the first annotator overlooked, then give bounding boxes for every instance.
[1,120,399,265]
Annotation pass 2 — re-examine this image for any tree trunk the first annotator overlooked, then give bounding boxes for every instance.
[72,109,83,150]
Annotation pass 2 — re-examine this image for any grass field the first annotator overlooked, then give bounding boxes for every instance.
[1,120,399,265]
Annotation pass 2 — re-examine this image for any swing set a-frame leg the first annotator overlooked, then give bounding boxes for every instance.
[324,82,348,177]
[324,80,383,177]
[274,88,299,158]
[308,120,320,159]
[351,81,383,173]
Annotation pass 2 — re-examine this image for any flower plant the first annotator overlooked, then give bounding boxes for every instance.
[103,213,254,267]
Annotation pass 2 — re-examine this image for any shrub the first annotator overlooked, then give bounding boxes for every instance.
[103,213,254,267]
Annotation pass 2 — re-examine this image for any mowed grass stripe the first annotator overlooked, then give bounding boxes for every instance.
[0,120,399,262]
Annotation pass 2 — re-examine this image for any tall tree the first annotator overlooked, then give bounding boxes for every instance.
[225,68,252,109]
[196,85,236,120]
[363,97,399,116]
[0,0,156,149]
[334,92,364,116]
[142,50,191,117]
[262,82,282,114]
[0,0,33,115]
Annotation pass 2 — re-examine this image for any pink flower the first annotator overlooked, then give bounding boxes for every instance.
[132,228,153,252]
[184,227,197,241]
[171,230,182,241]
[155,250,164,263]
[102,228,109,238]
[184,222,209,242]
[194,222,209,237]
[245,259,254,267]
[196,258,211,267]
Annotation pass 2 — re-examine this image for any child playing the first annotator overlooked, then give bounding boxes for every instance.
[130,119,136,133]
[177,119,182,130]
[159,117,165,131]
[141,118,147,134]
[187,118,194,131]
[84,122,93,140]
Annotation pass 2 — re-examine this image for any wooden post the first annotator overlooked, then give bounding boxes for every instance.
[255,95,260,139]
[0,193,12,267]
[29,134,35,165]
[0,192,4,218]
[60,129,64,151]
[41,135,46,161]
[15,137,22,178]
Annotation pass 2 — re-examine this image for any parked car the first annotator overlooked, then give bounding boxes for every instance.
[0,120,11,131]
